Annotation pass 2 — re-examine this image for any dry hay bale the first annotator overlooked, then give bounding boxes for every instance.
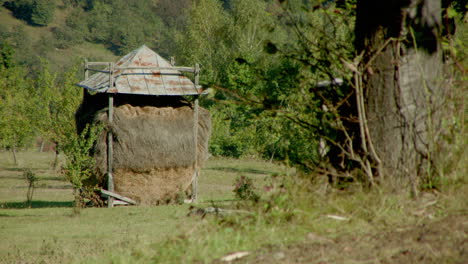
[76,93,211,205]
[113,167,194,205]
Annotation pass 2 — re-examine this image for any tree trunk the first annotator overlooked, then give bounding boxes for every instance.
[355,0,445,192]
[53,142,59,170]
[39,138,45,152]
[12,144,18,165]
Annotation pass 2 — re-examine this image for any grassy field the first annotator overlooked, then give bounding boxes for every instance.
[0,151,466,264]
[0,151,289,263]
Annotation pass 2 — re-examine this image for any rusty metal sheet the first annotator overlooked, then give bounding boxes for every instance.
[77,45,204,96]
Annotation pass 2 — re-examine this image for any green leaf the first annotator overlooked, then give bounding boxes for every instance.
[446,7,457,19]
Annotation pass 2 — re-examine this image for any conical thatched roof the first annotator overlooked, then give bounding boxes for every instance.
[77,45,203,96]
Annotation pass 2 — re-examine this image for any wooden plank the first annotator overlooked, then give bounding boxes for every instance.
[107,172,114,208]
[87,62,112,66]
[114,66,195,72]
[192,96,199,202]
[101,189,137,205]
[113,200,130,205]
[194,64,200,87]
[84,59,88,80]
[191,64,201,201]
[107,84,114,208]
[86,68,112,74]
[86,62,197,74]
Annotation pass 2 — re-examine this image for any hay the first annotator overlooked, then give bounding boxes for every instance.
[113,167,194,205]
[75,92,211,204]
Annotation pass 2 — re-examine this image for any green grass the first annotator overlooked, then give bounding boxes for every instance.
[0,151,286,263]
[0,151,466,263]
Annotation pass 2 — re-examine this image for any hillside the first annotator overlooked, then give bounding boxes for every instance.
[0,2,134,73]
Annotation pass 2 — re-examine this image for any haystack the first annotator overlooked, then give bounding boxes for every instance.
[76,93,211,205]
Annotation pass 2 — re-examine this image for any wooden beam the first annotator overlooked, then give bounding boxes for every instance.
[87,62,112,66]
[86,62,196,72]
[192,95,199,202]
[84,59,88,80]
[101,189,137,205]
[107,68,115,208]
[194,63,200,87]
[86,68,112,74]
[114,66,196,72]
[113,200,130,206]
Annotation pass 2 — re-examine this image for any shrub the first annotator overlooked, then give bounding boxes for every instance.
[23,168,37,207]
[233,175,259,202]
[30,0,55,26]
[62,124,102,207]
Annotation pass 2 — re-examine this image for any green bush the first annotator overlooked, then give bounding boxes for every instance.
[208,110,256,158]
[52,26,84,49]
[4,0,55,26]
[30,0,55,26]
[4,0,33,22]
[62,124,102,207]
[23,168,37,206]
[233,175,259,202]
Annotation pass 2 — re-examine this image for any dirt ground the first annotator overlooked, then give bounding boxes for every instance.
[236,214,467,264]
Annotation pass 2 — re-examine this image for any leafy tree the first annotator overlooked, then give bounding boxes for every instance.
[107,0,163,55]
[4,0,33,22]
[4,0,55,26]
[0,65,35,164]
[155,0,191,29]
[228,0,278,59]
[30,0,55,26]
[175,0,231,83]
[174,0,289,158]
[0,40,15,69]
[65,0,163,55]
[32,62,83,167]
[61,0,87,8]
[202,1,355,166]
[85,0,112,43]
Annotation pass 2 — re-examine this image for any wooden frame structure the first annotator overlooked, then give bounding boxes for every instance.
[81,46,203,207]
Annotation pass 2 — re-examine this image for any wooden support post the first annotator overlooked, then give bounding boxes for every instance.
[191,63,201,202]
[107,94,114,208]
[170,56,175,66]
[107,62,115,208]
[84,59,88,79]
[192,95,199,202]
[195,63,200,88]
[191,63,200,202]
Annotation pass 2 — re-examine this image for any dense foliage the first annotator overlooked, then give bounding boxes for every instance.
[4,0,55,26]
[0,0,465,187]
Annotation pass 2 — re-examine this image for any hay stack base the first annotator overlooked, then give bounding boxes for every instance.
[76,93,211,205]
[113,167,194,205]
